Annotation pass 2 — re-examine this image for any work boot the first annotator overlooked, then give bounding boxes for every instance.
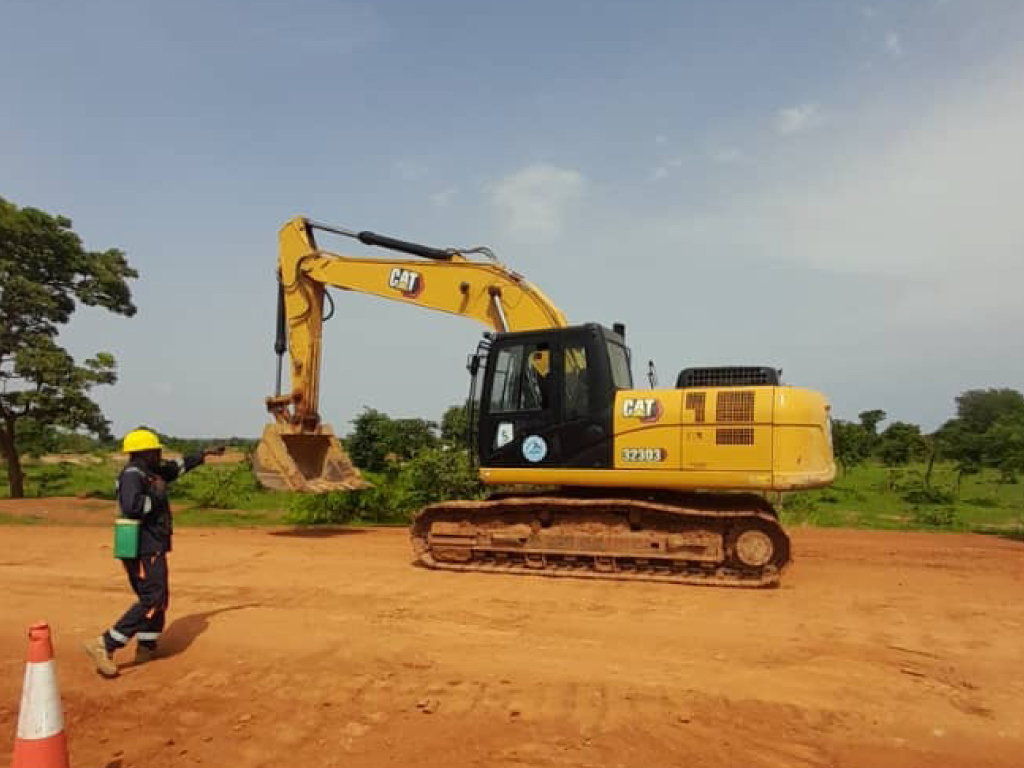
[135,644,157,664]
[83,636,118,678]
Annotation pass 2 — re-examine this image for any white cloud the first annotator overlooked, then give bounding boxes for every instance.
[664,65,1024,326]
[428,187,457,207]
[490,164,586,237]
[649,157,683,181]
[774,103,823,136]
[885,31,904,57]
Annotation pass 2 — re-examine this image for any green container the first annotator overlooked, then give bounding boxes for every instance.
[113,518,140,559]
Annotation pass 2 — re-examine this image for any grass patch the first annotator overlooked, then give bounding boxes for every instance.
[2,454,1022,535]
[1,454,293,518]
[780,461,1024,533]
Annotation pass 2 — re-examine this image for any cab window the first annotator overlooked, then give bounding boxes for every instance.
[489,342,552,412]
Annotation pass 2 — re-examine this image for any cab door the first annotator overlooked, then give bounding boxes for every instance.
[479,338,562,467]
[477,326,617,469]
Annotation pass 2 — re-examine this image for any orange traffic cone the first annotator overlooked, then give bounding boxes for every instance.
[11,622,70,768]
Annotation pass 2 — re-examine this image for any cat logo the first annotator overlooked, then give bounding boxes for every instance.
[388,268,424,298]
[622,398,662,423]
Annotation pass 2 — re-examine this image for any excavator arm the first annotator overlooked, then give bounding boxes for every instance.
[254,216,568,492]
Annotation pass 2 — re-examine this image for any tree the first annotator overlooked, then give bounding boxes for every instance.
[0,197,136,497]
[345,407,439,472]
[933,388,1024,492]
[858,409,887,436]
[856,409,888,462]
[955,389,1024,434]
[440,402,472,451]
[830,419,869,473]
[876,421,927,466]
[984,413,1024,483]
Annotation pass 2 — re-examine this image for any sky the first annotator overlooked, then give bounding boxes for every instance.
[2,0,1023,439]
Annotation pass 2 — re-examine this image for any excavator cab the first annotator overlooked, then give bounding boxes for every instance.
[475,323,632,470]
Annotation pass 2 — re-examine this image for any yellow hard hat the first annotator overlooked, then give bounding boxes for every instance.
[122,429,162,454]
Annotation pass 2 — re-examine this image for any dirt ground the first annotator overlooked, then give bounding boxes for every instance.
[1,512,1022,768]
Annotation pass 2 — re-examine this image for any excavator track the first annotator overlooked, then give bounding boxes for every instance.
[410,492,790,588]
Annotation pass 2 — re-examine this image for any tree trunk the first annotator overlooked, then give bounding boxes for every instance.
[924,443,937,488]
[0,418,25,498]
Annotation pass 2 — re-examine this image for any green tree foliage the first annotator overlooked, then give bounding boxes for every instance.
[986,413,1024,483]
[936,389,1024,486]
[287,404,483,525]
[858,409,887,436]
[404,446,483,505]
[345,407,438,472]
[175,460,260,509]
[0,197,137,497]
[876,421,928,466]
[955,388,1024,434]
[440,401,472,451]
[830,418,871,472]
[286,446,483,525]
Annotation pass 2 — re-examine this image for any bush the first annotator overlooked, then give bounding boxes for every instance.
[25,463,116,499]
[910,505,959,528]
[900,481,956,506]
[177,461,260,509]
[286,447,484,525]
[286,490,364,525]
[403,447,484,506]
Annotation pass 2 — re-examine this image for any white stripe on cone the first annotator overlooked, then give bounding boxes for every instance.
[16,660,64,740]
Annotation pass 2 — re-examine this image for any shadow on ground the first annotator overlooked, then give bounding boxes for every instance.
[268,526,370,538]
[969,525,1024,544]
[157,603,261,658]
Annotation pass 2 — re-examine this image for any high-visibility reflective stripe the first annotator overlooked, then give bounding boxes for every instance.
[108,628,128,643]
[16,661,64,740]
[142,496,153,513]
[137,632,161,641]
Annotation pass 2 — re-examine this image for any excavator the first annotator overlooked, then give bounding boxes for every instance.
[255,216,836,587]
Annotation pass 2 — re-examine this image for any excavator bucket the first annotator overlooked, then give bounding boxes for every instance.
[253,423,370,493]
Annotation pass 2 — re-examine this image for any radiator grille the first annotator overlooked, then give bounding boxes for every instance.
[716,428,755,446]
[684,392,706,423]
[676,366,780,388]
[716,391,755,422]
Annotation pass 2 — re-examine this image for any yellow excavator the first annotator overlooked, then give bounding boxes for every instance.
[255,216,835,587]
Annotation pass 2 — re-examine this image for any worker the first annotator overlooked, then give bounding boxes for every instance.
[83,428,223,678]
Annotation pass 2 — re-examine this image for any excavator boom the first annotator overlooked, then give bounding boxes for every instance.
[254,217,568,492]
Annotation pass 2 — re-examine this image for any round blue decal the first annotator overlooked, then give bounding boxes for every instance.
[521,435,548,463]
